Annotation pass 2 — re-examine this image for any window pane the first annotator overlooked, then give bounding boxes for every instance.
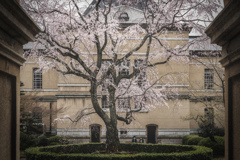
[134,59,146,87]
[33,68,42,89]
[119,60,130,76]
[118,98,130,109]
[102,95,109,108]
[204,69,214,89]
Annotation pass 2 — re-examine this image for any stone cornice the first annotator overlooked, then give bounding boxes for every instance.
[0,0,41,44]
[205,1,240,46]
[0,41,25,66]
[220,47,240,67]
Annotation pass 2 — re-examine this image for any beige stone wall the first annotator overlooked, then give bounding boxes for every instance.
[56,97,190,130]
[189,102,224,129]
[20,26,225,144]
[20,62,58,90]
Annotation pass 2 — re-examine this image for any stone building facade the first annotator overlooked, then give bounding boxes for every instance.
[206,0,240,159]
[0,0,40,159]
[20,2,224,145]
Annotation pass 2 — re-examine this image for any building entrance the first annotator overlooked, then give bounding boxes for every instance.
[147,125,157,144]
[91,125,100,142]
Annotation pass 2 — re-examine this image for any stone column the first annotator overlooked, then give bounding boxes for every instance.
[0,0,40,159]
[205,1,240,160]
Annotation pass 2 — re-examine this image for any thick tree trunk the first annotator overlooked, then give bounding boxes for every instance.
[90,82,120,153]
[106,124,120,153]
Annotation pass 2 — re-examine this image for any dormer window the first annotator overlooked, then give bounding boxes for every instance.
[118,12,129,21]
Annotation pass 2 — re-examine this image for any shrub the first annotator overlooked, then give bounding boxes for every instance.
[182,135,192,145]
[20,131,36,150]
[182,135,200,145]
[48,136,69,145]
[187,136,204,145]
[37,135,49,146]
[198,136,224,157]
[25,143,213,160]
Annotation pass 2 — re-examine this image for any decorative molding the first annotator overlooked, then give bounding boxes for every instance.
[0,42,26,66]
[154,84,189,88]
[56,94,91,98]
[0,1,40,43]
[58,84,91,87]
[189,62,221,65]
[205,1,240,46]
[189,90,223,92]
[220,48,240,67]
[20,89,58,92]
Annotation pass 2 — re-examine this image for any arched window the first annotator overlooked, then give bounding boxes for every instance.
[32,107,42,123]
[118,12,129,21]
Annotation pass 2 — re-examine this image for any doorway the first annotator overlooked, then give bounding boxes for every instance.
[91,125,101,142]
[147,124,157,144]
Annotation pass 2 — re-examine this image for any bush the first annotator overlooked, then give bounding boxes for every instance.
[182,135,192,145]
[187,136,204,145]
[25,143,213,160]
[48,136,69,145]
[198,136,224,157]
[37,135,49,146]
[182,135,201,145]
[20,131,36,150]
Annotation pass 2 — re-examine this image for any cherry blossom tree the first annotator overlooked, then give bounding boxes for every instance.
[21,0,222,153]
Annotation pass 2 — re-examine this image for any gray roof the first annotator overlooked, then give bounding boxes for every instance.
[23,42,45,50]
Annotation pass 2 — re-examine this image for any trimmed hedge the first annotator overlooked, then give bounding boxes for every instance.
[187,136,204,145]
[198,136,224,157]
[20,132,36,150]
[25,143,213,160]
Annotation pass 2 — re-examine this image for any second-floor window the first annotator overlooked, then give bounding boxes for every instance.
[118,98,130,109]
[102,95,109,109]
[119,60,130,76]
[102,60,113,91]
[33,68,42,89]
[134,97,146,109]
[134,59,146,86]
[204,69,214,89]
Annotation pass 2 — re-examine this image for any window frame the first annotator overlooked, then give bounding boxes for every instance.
[118,60,130,76]
[204,69,214,89]
[101,59,113,92]
[134,59,146,86]
[118,98,130,109]
[33,68,42,89]
[102,95,109,109]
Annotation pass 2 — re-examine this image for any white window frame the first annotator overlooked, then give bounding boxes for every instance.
[33,68,42,89]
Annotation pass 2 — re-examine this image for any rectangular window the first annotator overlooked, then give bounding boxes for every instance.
[134,59,146,86]
[118,98,130,109]
[204,69,214,89]
[119,60,130,76]
[134,98,146,109]
[102,60,113,91]
[102,95,109,108]
[33,68,42,89]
